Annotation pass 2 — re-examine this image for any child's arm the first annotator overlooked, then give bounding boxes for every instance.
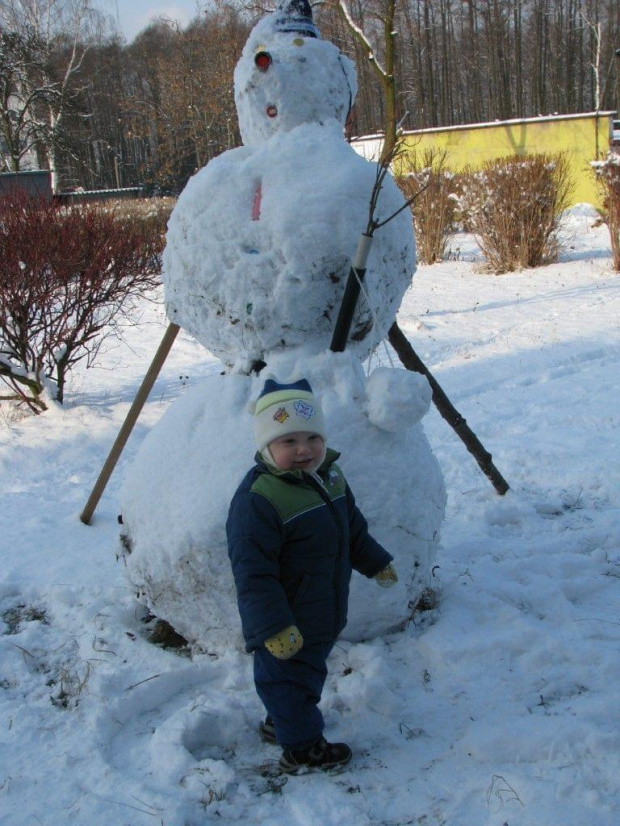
[345,484,394,577]
[226,489,297,652]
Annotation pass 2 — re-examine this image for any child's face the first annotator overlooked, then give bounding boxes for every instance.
[268,431,325,472]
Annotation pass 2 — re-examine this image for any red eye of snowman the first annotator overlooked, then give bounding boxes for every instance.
[255,52,272,72]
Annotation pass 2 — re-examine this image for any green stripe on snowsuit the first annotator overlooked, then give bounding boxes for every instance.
[250,454,347,524]
[226,448,393,652]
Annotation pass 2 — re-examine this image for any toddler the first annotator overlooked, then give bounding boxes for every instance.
[226,378,397,773]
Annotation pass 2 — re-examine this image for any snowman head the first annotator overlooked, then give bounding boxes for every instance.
[234,0,358,146]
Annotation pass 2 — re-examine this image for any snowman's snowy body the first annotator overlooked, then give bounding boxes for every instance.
[120,3,446,651]
[163,123,414,371]
[163,16,414,370]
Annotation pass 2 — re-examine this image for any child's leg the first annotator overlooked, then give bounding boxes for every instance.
[253,642,331,749]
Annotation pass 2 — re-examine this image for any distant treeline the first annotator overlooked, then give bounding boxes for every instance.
[3,0,619,193]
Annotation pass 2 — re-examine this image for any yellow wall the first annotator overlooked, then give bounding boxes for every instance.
[354,112,615,208]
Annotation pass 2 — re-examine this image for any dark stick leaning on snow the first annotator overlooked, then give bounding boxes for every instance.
[387,323,509,496]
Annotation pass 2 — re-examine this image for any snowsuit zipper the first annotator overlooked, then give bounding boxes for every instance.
[304,472,345,637]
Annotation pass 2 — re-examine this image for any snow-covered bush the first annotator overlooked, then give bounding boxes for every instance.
[0,191,163,413]
[593,152,620,271]
[398,148,458,264]
[457,153,574,273]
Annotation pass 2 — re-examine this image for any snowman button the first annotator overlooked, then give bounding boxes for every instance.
[293,38,304,46]
[266,105,278,118]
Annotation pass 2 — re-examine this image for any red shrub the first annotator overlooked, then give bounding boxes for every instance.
[0,190,162,412]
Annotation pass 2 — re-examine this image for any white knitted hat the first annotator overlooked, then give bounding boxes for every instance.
[253,378,326,451]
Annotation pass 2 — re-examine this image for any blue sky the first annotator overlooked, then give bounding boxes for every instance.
[99,0,202,42]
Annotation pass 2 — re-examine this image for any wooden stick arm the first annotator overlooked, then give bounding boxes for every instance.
[80,322,181,525]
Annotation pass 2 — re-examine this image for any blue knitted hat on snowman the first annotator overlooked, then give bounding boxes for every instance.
[273,0,320,39]
[254,378,326,451]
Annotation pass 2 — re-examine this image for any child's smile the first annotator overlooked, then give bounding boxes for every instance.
[268,432,325,472]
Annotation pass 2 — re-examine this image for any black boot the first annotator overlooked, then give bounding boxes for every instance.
[279,737,352,773]
[259,715,277,744]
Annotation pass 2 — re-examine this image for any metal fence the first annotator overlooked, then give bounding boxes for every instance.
[0,170,52,199]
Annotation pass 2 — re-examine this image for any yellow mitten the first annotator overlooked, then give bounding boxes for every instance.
[264,625,304,659]
[374,563,398,588]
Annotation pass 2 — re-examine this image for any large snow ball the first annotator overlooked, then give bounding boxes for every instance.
[163,123,416,370]
[233,12,357,146]
[119,352,445,652]
[120,374,253,650]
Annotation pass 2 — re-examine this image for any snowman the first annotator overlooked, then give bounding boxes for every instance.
[120,0,446,651]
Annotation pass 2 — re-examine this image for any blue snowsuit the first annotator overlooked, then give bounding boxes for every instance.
[226,448,392,748]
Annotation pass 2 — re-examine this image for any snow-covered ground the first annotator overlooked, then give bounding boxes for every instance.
[1,206,618,825]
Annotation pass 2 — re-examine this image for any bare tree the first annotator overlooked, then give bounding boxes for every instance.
[334,0,400,160]
[0,0,103,186]
[0,28,47,170]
